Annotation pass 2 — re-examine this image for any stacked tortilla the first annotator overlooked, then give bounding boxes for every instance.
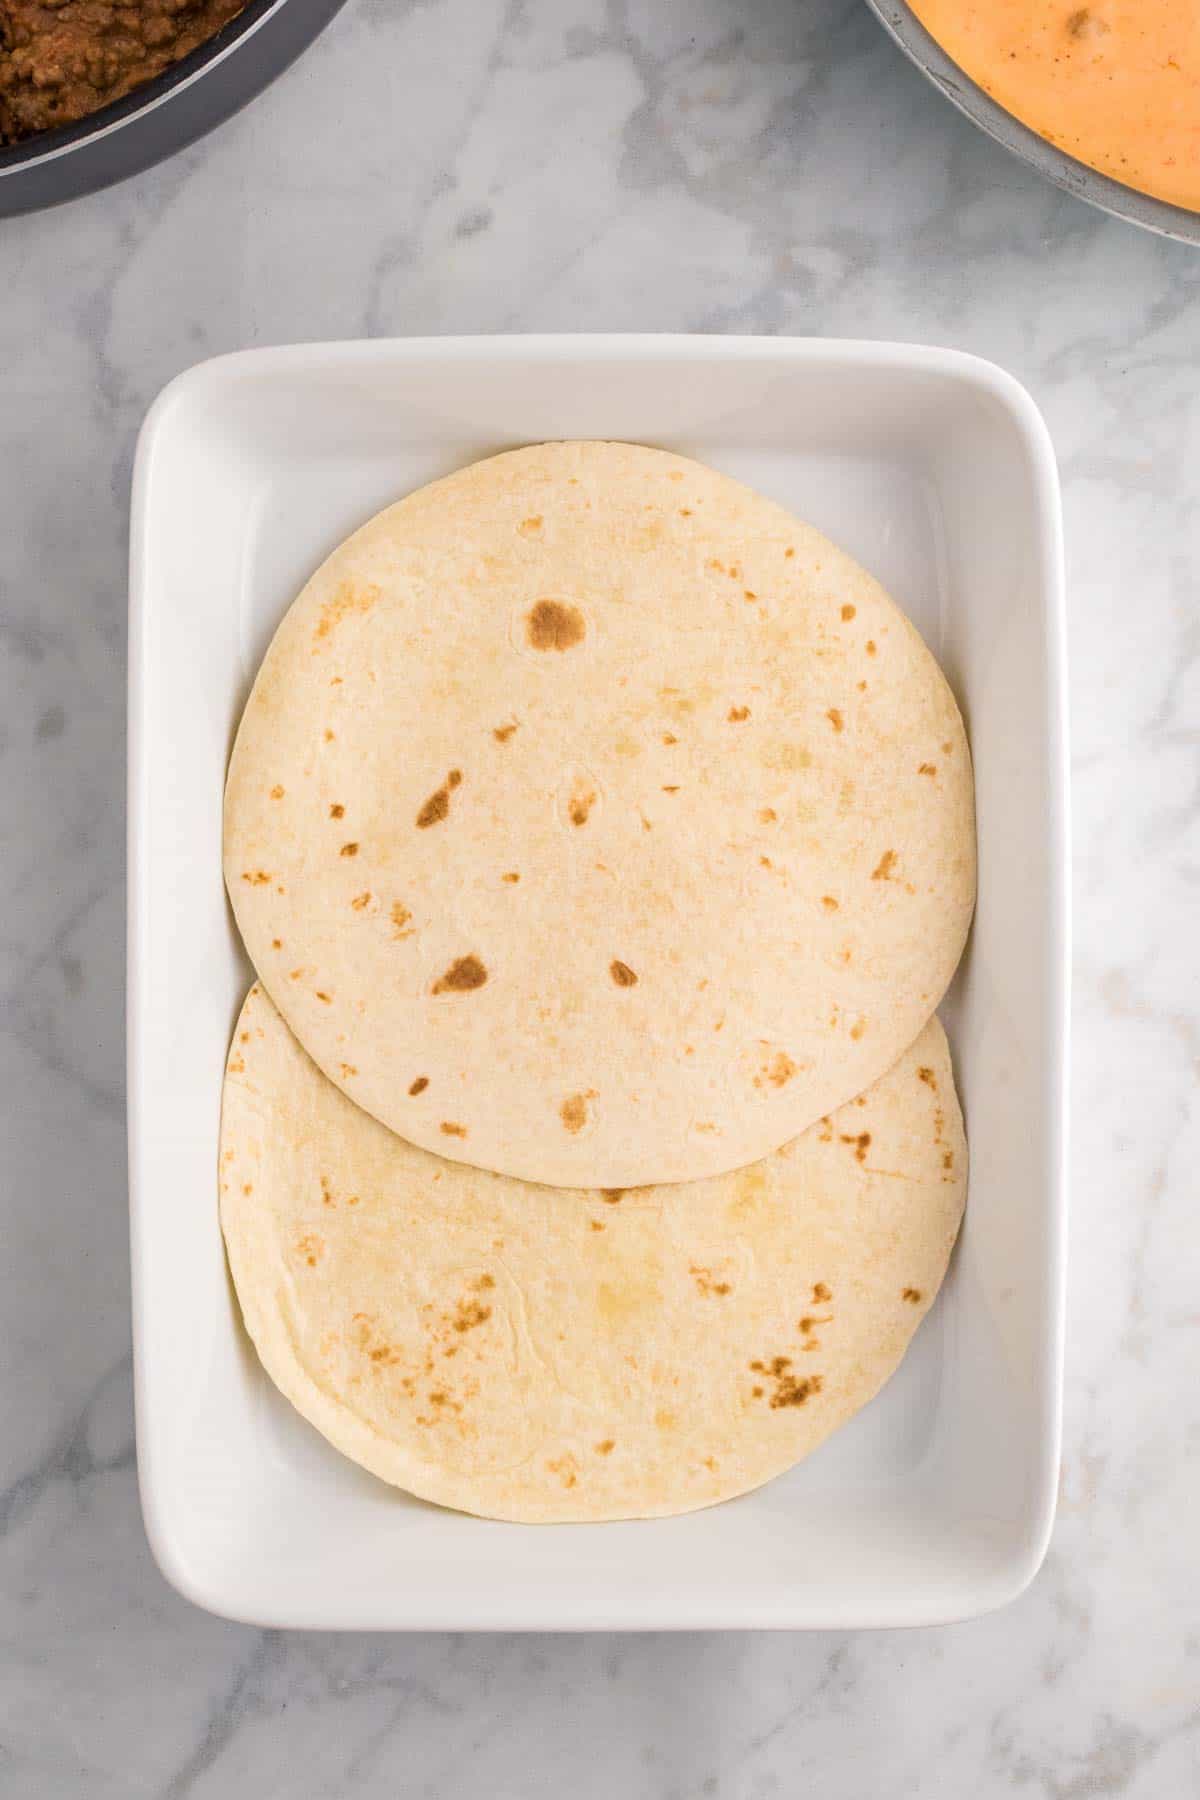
[221,442,974,1522]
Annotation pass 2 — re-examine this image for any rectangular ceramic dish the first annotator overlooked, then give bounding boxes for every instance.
[128,336,1067,1629]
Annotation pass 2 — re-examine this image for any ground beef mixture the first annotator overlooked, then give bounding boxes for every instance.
[0,0,250,145]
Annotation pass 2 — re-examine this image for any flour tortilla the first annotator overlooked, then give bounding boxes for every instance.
[224,441,974,1187]
[220,985,966,1523]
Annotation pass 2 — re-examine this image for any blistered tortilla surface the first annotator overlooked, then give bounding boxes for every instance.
[220,985,966,1523]
[224,442,974,1186]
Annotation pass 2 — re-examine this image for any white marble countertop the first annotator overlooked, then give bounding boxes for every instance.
[1,0,1196,1794]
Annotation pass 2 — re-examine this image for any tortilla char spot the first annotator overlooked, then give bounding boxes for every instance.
[340,1062,358,1079]
[271,938,282,949]
[432,954,488,995]
[600,1189,624,1204]
[655,1408,677,1431]
[350,892,372,911]
[841,604,856,621]
[759,807,776,823]
[662,732,678,745]
[329,803,345,819]
[610,959,638,988]
[785,547,795,559]
[771,1371,822,1409]
[866,640,877,657]
[409,1076,429,1096]
[690,1264,732,1298]
[589,1220,605,1232]
[315,990,332,1004]
[849,1019,866,1040]
[813,1282,832,1303]
[595,1438,615,1454]
[295,1232,323,1267]
[502,871,520,883]
[917,1066,938,1090]
[728,705,750,722]
[440,1121,467,1138]
[391,902,415,939]
[340,842,359,858]
[749,1354,821,1408]
[766,1051,797,1088]
[902,1286,923,1304]
[560,1090,597,1134]
[567,776,598,826]
[918,762,937,777]
[241,870,271,885]
[517,515,543,537]
[417,771,461,829]
[324,730,335,742]
[826,708,844,732]
[943,1150,954,1170]
[871,849,897,881]
[493,722,518,742]
[821,895,838,911]
[840,1131,871,1163]
[527,599,586,652]
[546,1455,579,1489]
[269,784,284,799]
[453,1297,492,1332]
[942,741,953,755]
[314,580,378,644]
[416,788,448,828]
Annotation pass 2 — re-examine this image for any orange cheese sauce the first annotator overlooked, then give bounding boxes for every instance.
[907,2,1200,212]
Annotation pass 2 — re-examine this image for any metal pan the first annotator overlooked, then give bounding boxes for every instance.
[864,0,1200,246]
[0,0,348,218]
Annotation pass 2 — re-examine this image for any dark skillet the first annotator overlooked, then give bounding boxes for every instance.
[0,0,348,217]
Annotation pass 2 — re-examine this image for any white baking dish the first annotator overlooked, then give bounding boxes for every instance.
[128,336,1067,1629]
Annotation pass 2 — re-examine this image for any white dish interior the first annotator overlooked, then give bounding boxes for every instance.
[128,337,1067,1629]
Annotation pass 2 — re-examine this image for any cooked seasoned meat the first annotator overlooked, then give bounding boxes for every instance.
[0,0,250,145]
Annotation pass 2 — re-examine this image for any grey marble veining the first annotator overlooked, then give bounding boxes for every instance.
[1,0,1197,1794]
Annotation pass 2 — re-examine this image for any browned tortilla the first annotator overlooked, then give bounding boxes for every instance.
[220,985,967,1522]
[224,441,975,1188]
